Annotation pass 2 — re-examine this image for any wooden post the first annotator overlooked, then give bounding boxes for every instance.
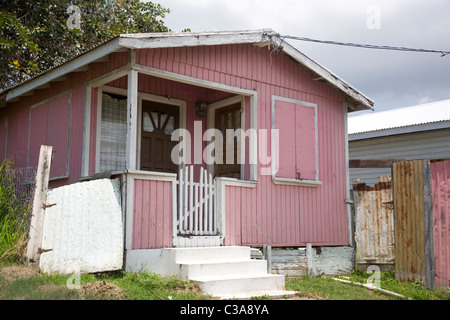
[126,68,138,170]
[423,160,435,289]
[26,145,53,264]
[306,243,313,277]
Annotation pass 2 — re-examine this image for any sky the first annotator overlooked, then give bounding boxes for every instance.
[153,0,450,114]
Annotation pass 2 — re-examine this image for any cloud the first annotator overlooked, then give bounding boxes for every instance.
[156,0,450,112]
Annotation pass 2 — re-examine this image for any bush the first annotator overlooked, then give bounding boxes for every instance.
[0,159,33,263]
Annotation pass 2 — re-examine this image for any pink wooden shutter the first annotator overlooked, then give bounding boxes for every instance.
[274,99,316,180]
[295,104,316,180]
[275,100,296,178]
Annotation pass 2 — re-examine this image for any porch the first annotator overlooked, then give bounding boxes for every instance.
[82,56,261,250]
[121,166,257,250]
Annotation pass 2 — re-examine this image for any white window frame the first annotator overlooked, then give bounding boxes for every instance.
[206,95,246,180]
[95,85,187,174]
[95,86,128,173]
[27,90,72,180]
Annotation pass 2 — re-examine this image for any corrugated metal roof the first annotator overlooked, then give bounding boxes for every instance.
[348,99,450,136]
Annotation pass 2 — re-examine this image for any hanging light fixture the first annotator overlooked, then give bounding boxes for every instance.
[195,102,208,118]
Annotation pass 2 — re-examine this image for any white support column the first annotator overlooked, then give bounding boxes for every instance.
[81,86,92,177]
[249,94,258,181]
[127,68,138,170]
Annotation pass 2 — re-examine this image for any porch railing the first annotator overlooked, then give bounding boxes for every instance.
[177,165,216,236]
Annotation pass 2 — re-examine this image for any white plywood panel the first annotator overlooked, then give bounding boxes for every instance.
[40,179,123,274]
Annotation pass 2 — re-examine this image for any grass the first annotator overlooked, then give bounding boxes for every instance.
[0,158,32,263]
[285,271,450,300]
[286,275,396,300]
[0,264,209,300]
[341,270,450,300]
[1,262,449,300]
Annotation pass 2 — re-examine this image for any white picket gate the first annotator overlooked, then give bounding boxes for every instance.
[177,165,216,236]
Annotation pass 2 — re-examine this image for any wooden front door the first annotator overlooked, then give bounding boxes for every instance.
[214,102,241,179]
[140,100,179,173]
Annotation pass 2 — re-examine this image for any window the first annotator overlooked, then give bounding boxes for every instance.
[99,92,127,172]
[272,96,320,186]
[28,92,71,179]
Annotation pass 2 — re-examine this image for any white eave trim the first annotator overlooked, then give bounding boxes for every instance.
[119,29,373,110]
[280,41,374,111]
[4,29,373,111]
[118,29,270,49]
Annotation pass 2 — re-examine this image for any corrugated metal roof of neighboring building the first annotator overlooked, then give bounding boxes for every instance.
[348,99,450,140]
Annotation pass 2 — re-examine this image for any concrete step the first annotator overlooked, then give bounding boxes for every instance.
[151,246,295,299]
[169,246,251,264]
[178,259,268,279]
[190,273,286,298]
[218,290,298,300]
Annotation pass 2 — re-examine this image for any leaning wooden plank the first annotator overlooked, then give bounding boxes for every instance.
[26,145,53,264]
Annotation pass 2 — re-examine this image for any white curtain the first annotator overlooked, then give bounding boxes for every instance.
[99,93,127,172]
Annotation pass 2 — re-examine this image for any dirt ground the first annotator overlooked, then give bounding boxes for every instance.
[0,266,125,299]
[0,266,39,282]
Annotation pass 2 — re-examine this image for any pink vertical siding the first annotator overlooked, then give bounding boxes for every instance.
[29,93,70,178]
[2,41,350,248]
[0,117,6,160]
[132,179,173,249]
[134,44,348,246]
[431,160,450,287]
[2,52,128,184]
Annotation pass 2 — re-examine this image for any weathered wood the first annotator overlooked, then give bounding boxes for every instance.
[349,158,405,168]
[26,145,53,264]
[423,160,435,289]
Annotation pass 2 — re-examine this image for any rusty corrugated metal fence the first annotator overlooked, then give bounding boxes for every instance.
[392,160,434,288]
[354,159,449,288]
[353,176,394,270]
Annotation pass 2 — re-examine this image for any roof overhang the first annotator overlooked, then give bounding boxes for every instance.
[349,120,450,141]
[0,29,374,111]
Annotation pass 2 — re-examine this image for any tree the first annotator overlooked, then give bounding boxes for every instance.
[0,0,171,92]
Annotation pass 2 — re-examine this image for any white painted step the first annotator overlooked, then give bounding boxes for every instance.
[156,246,295,299]
[191,274,286,297]
[178,259,268,279]
[218,290,298,300]
[170,246,251,264]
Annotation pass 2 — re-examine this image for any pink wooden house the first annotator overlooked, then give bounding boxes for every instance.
[0,30,373,287]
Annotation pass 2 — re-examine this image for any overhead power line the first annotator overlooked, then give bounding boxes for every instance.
[279,34,450,57]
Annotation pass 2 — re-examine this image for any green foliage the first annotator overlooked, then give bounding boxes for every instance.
[0,0,171,91]
[345,270,450,300]
[286,275,400,300]
[0,159,30,262]
[0,267,209,300]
